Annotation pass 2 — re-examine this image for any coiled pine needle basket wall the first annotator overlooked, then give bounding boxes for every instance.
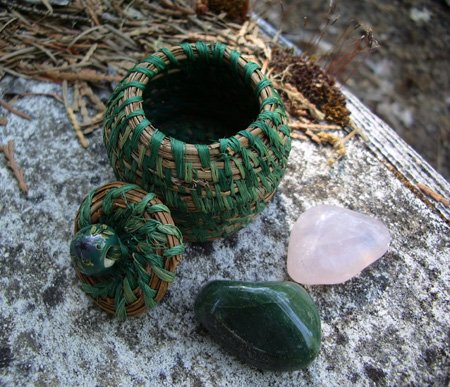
[104,41,291,242]
[73,182,184,318]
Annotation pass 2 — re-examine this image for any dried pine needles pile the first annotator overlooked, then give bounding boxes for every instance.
[0,0,360,191]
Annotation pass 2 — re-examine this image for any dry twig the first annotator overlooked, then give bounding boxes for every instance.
[272,80,325,121]
[62,80,88,148]
[290,132,308,141]
[0,140,28,194]
[290,122,342,131]
[417,183,450,207]
[6,92,64,104]
[0,99,32,120]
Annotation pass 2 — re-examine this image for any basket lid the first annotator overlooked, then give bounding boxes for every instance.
[70,181,184,319]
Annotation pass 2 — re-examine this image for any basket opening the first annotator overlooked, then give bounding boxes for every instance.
[143,61,260,144]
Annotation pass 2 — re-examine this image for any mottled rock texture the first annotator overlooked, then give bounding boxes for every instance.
[0,77,449,385]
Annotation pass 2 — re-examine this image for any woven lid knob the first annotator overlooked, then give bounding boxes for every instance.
[70,224,128,276]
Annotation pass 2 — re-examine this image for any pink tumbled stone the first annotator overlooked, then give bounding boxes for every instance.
[287,205,391,285]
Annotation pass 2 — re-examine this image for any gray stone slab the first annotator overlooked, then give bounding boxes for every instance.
[0,77,448,386]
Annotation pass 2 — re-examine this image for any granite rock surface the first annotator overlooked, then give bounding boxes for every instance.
[0,77,449,386]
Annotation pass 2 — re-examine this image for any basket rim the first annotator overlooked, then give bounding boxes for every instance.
[114,41,281,160]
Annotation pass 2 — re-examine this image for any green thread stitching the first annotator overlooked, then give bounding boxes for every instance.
[103,42,291,241]
[76,184,184,319]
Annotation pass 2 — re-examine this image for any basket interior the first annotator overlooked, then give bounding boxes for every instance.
[143,59,260,144]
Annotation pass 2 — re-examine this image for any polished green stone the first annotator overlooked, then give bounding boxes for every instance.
[194,280,321,371]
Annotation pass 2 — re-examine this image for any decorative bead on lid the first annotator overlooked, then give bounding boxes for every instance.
[70,224,128,276]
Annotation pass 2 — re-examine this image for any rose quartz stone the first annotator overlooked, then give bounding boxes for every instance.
[287,205,391,285]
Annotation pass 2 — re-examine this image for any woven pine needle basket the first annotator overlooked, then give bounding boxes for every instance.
[104,41,291,242]
[73,182,184,318]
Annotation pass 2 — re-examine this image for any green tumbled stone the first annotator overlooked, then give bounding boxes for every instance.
[194,280,321,371]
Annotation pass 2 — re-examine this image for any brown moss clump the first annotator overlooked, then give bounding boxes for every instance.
[271,48,350,127]
[196,0,249,22]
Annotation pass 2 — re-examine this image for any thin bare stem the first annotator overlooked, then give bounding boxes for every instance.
[0,140,28,194]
